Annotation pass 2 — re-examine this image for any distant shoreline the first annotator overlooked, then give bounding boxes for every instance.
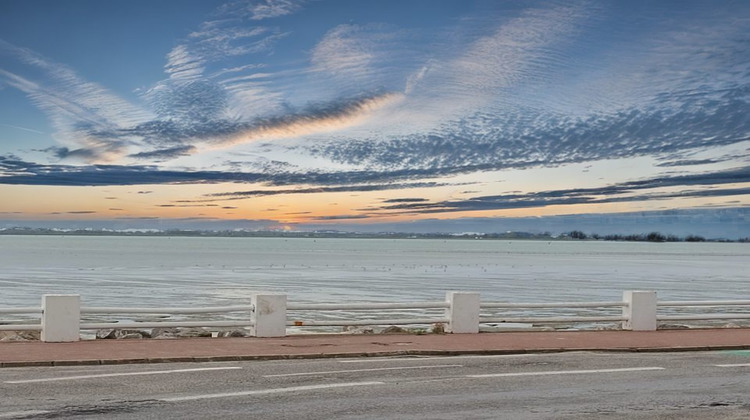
[0,228,745,243]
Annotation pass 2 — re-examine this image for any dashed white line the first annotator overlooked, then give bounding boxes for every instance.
[715,363,750,367]
[264,364,463,378]
[0,410,51,419]
[337,354,552,363]
[467,366,665,378]
[4,366,242,384]
[161,381,385,402]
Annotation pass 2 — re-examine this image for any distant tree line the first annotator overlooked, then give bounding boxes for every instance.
[1,227,746,242]
[563,230,711,243]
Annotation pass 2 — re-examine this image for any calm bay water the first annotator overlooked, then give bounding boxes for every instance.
[1,235,748,311]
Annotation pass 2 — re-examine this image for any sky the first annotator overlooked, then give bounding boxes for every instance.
[0,0,748,236]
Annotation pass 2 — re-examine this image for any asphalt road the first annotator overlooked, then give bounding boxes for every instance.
[1,351,749,419]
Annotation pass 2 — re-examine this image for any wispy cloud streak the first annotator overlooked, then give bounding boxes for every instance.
[376,167,750,214]
[0,40,152,162]
[219,0,304,21]
[204,182,448,200]
[214,92,403,148]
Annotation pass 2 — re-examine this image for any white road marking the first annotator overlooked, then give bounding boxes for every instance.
[0,410,51,419]
[338,353,553,363]
[467,366,665,378]
[161,381,385,402]
[4,367,242,384]
[263,364,462,378]
[715,363,750,367]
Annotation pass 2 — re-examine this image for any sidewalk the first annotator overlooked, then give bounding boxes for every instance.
[2,329,750,368]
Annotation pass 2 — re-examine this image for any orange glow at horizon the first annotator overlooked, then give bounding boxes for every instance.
[2,178,748,225]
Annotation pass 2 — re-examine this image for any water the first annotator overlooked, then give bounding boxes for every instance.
[1,236,748,327]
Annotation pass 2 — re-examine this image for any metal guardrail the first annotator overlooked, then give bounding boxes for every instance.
[0,305,257,333]
[81,305,255,315]
[0,307,42,314]
[480,301,627,325]
[658,300,750,307]
[1,293,749,340]
[481,301,627,309]
[287,301,450,327]
[0,324,42,331]
[288,302,449,310]
[656,314,750,321]
[287,318,449,327]
[480,316,627,324]
[657,300,750,322]
[80,321,255,330]
[0,307,43,332]
[78,305,256,330]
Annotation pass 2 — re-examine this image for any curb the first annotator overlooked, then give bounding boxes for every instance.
[3,344,750,368]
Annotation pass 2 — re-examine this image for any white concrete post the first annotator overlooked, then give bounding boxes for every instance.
[446,291,480,333]
[41,294,81,342]
[622,290,657,331]
[251,293,287,337]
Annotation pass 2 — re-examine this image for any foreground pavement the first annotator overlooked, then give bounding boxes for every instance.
[1,328,749,367]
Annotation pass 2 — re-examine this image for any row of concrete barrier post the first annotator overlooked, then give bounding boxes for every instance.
[34,291,657,342]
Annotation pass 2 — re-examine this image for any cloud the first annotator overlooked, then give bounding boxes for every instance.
[1,1,305,166]
[296,1,749,173]
[164,26,285,82]
[2,0,748,189]
[3,144,747,221]
[163,1,298,83]
[0,41,149,126]
[0,154,450,186]
[0,40,152,162]
[450,4,586,96]
[214,92,403,148]
[71,90,403,161]
[589,5,750,114]
[0,4,582,169]
[145,80,229,124]
[382,198,429,203]
[249,0,303,20]
[310,24,400,85]
[156,204,219,208]
[164,44,206,82]
[404,64,430,95]
[154,2,295,132]
[4,1,394,163]
[304,93,750,174]
[0,44,400,164]
[307,22,430,103]
[219,0,305,21]
[389,2,590,127]
[376,167,750,215]
[205,182,450,200]
[211,63,266,79]
[656,159,725,168]
[312,214,371,221]
[153,18,288,127]
[129,146,198,160]
[0,123,45,135]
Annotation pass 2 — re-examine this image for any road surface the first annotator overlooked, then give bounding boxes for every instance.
[1,351,749,419]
